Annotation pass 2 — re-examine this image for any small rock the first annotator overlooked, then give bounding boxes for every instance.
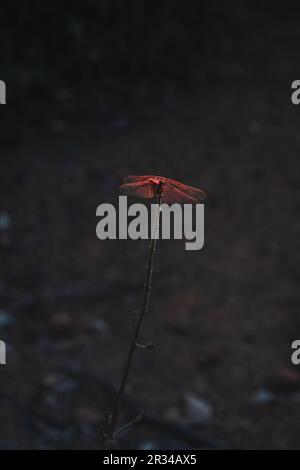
[43,373,77,394]
[183,393,213,424]
[253,388,276,404]
[91,318,110,335]
[0,213,11,232]
[55,377,77,394]
[165,393,213,425]
[140,439,187,450]
[140,441,156,450]
[0,311,14,327]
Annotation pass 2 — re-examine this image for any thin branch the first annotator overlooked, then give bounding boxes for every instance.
[113,410,145,439]
[102,184,163,443]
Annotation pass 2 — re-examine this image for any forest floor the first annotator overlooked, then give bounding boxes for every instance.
[1,21,300,449]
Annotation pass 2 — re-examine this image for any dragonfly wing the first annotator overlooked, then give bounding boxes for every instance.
[167,179,207,201]
[119,180,156,199]
[123,175,157,183]
[120,175,206,202]
[162,182,199,204]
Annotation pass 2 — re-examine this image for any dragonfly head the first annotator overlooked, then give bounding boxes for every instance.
[149,176,166,186]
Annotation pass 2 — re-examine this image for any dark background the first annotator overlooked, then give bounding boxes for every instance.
[1,1,300,449]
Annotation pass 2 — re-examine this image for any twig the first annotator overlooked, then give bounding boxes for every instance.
[113,410,145,439]
[102,184,163,444]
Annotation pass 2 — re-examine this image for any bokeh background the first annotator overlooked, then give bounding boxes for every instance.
[1,1,300,449]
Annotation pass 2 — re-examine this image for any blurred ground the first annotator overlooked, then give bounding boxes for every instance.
[1,17,300,449]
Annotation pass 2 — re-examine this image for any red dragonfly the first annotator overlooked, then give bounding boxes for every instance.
[119,175,206,204]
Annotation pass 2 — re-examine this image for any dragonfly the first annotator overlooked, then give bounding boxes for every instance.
[119,175,207,204]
